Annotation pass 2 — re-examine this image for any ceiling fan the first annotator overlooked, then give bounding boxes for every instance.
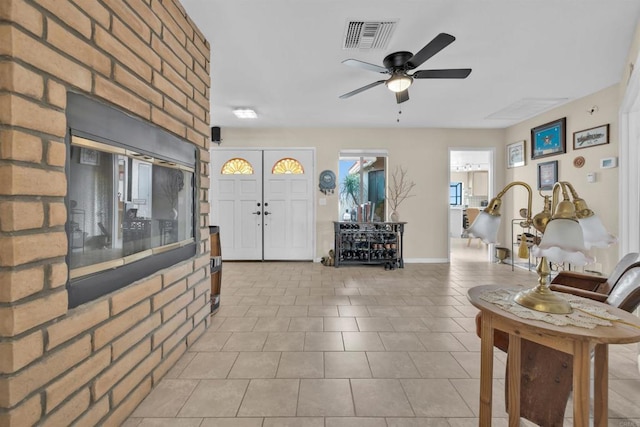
[339,33,472,104]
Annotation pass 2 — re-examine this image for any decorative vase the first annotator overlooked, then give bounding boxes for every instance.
[390,211,399,222]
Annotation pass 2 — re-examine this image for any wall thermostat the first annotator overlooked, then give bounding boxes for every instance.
[600,157,618,169]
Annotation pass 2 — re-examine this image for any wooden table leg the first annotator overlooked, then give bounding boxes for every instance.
[573,341,591,427]
[479,312,494,426]
[593,344,609,427]
[507,334,521,427]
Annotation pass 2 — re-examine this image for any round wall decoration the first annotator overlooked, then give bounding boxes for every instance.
[319,170,336,194]
[573,156,585,168]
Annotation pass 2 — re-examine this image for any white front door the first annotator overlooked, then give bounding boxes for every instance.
[210,149,314,260]
[210,150,263,260]
[263,150,314,260]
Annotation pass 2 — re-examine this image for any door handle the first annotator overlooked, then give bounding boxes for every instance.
[253,211,262,215]
[264,211,271,216]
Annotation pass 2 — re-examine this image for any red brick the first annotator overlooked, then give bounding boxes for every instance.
[162,61,193,99]
[152,71,187,107]
[0,266,45,303]
[163,97,192,126]
[186,67,207,96]
[33,0,92,39]
[186,39,207,70]
[0,289,67,337]
[0,0,43,37]
[0,231,67,268]
[0,200,44,231]
[0,93,67,137]
[46,18,110,76]
[0,61,44,99]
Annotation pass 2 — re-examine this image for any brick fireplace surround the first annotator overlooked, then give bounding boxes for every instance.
[0,1,212,425]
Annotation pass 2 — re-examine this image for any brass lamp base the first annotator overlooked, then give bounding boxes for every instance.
[513,256,573,314]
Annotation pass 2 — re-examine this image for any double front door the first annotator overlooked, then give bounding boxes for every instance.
[210,149,314,260]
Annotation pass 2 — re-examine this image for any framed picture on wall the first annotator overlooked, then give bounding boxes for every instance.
[80,148,100,166]
[537,160,558,191]
[506,140,526,168]
[531,117,566,160]
[573,124,609,150]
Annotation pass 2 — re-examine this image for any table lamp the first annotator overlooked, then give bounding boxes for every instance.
[467,180,616,314]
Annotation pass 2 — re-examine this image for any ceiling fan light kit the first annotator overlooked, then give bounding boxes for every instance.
[385,73,413,92]
[340,32,472,104]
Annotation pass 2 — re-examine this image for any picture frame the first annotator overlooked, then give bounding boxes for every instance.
[537,160,558,191]
[531,117,566,160]
[506,140,526,168]
[80,148,100,166]
[573,124,609,150]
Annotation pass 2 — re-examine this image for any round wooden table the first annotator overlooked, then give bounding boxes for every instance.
[468,285,640,427]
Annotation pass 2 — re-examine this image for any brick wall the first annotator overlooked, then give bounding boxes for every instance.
[0,0,211,425]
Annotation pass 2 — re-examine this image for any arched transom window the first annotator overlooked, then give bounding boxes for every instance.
[221,158,254,174]
[272,157,304,174]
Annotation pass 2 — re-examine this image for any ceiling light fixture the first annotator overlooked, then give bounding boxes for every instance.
[233,108,257,119]
[385,73,413,93]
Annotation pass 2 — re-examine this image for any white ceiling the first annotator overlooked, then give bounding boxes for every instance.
[180,0,640,129]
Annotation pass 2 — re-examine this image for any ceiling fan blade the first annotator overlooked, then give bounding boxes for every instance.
[396,90,409,104]
[339,80,386,99]
[413,69,472,79]
[342,59,389,74]
[406,33,456,69]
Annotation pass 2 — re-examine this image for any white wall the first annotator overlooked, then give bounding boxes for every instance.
[213,128,504,261]
[503,85,621,273]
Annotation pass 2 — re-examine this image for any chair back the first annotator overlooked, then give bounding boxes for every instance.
[465,208,480,229]
[599,252,640,293]
[606,262,640,312]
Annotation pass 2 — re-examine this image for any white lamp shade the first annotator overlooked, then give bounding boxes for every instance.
[467,212,500,244]
[532,218,594,265]
[385,75,412,92]
[578,215,617,249]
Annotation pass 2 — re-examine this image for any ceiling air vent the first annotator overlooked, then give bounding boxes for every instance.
[343,21,396,50]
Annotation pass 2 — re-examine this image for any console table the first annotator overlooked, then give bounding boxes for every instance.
[468,285,640,427]
[333,222,405,268]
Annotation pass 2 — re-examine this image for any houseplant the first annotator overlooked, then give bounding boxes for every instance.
[387,166,416,222]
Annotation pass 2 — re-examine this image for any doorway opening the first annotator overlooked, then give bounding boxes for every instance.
[449,149,494,263]
[338,151,388,222]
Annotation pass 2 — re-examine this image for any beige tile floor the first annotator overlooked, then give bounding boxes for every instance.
[124,246,640,427]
